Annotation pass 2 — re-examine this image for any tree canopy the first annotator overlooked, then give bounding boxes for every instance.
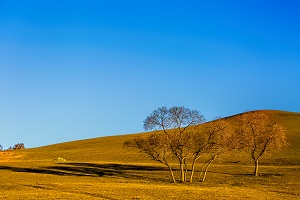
[236,111,286,176]
[125,108,287,183]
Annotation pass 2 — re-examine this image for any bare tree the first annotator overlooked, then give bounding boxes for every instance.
[124,131,176,182]
[237,111,286,176]
[143,106,205,182]
[189,118,239,182]
[0,144,3,151]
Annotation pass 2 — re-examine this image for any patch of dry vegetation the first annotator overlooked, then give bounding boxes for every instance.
[0,161,299,199]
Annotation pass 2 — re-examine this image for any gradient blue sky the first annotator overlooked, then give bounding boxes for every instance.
[0,0,299,148]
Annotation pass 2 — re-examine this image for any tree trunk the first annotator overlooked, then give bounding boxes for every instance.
[189,159,197,183]
[254,159,259,176]
[201,156,216,182]
[198,162,206,181]
[184,160,188,182]
[180,161,185,182]
[165,162,176,183]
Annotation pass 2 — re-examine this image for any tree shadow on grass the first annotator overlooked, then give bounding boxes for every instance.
[0,165,79,176]
[47,163,169,181]
[0,163,170,181]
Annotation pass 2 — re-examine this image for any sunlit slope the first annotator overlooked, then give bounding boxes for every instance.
[19,133,146,163]
[8,110,300,165]
[225,110,300,165]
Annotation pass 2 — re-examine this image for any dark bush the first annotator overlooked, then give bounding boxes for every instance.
[13,143,25,150]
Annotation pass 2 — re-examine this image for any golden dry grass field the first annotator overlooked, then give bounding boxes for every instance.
[0,110,299,199]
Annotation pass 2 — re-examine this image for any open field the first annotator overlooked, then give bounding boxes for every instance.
[0,161,299,199]
[1,110,299,199]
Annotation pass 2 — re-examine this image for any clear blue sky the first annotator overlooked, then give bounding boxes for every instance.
[0,0,299,148]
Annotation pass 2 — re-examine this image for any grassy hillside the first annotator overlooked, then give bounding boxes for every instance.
[0,110,299,199]
[223,110,300,165]
[6,110,298,165]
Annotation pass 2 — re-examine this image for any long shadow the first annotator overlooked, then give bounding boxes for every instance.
[0,165,82,176]
[0,163,169,181]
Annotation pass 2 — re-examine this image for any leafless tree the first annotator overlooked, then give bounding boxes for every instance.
[190,118,239,182]
[0,144,3,151]
[124,131,176,182]
[125,106,247,183]
[237,111,286,176]
[143,106,205,182]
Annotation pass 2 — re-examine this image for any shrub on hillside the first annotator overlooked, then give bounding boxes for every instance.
[13,143,25,150]
[6,143,26,151]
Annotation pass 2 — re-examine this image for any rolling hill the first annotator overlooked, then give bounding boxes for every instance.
[0,110,299,199]
[2,110,299,165]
